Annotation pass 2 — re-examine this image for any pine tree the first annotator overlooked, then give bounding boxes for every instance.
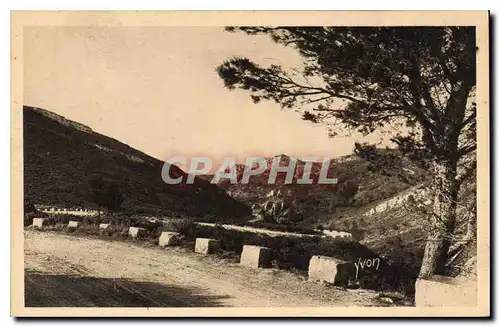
[216,27,476,278]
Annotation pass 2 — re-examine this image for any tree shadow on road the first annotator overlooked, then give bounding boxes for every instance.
[25,270,231,307]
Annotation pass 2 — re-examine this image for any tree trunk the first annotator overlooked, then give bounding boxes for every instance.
[465,197,477,241]
[419,158,459,278]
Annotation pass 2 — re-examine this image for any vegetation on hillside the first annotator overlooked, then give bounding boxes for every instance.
[210,151,426,224]
[23,106,250,219]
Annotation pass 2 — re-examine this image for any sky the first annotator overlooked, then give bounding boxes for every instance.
[24,26,391,166]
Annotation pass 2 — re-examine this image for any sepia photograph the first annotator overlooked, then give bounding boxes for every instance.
[10,11,489,317]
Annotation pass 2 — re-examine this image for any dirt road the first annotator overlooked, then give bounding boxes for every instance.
[24,230,384,307]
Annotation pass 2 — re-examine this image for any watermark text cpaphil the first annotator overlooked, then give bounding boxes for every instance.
[161,156,338,185]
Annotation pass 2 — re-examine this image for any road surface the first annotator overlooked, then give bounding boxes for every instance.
[24,230,384,307]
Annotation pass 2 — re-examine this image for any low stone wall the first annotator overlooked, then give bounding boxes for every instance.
[415,275,477,307]
[195,222,321,239]
[40,209,102,217]
[240,245,272,269]
[194,238,219,254]
[363,184,430,217]
[322,230,353,241]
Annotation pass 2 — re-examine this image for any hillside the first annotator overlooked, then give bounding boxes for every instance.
[23,105,476,283]
[23,106,250,219]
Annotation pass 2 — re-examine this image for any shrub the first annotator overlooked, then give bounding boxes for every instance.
[88,177,125,212]
[199,214,218,223]
[354,142,378,161]
[24,214,35,227]
[167,218,196,236]
[23,200,44,226]
[338,180,359,200]
[43,214,76,226]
